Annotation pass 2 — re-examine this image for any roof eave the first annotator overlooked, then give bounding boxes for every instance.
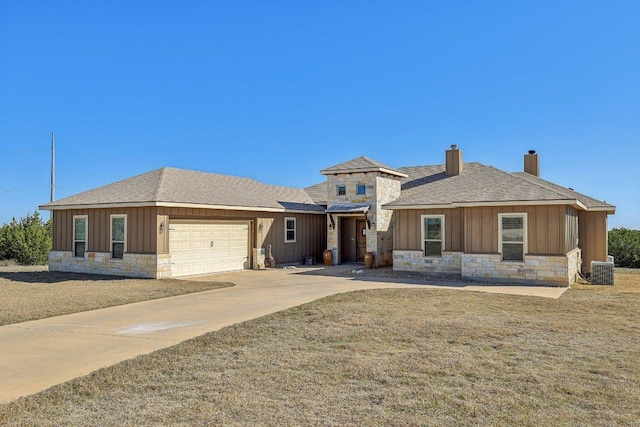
[383,203,455,210]
[586,206,616,214]
[40,201,326,214]
[320,167,408,178]
[384,199,595,210]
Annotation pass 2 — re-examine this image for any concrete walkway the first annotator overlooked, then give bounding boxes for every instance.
[0,266,567,404]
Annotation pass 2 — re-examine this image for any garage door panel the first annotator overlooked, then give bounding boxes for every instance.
[170,222,250,277]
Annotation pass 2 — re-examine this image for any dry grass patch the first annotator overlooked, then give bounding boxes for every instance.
[0,266,233,326]
[1,271,639,426]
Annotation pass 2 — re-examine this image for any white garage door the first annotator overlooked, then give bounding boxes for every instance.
[170,222,250,277]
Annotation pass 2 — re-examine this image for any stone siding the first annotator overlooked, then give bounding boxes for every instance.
[325,172,401,266]
[374,176,401,266]
[49,251,172,279]
[567,248,581,284]
[461,252,578,286]
[392,249,581,286]
[393,250,462,275]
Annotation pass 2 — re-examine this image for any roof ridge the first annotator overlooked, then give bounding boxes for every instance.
[510,172,583,201]
[512,172,612,207]
[398,161,484,170]
[152,167,167,201]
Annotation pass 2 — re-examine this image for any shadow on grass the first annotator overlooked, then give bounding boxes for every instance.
[0,271,134,284]
[292,264,469,287]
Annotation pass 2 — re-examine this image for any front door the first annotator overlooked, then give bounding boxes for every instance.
[356,219,367,262]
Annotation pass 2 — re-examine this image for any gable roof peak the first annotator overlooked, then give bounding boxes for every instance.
[320,155,408,178]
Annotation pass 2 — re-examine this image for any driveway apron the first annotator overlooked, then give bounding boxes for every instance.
[0,266,566,404]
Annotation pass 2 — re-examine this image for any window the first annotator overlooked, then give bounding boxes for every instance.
[421,215,444,256]
[337,185,346,196]
[499,213,527,261]
[356,184,366,195]
[285,217,296,243]
[73,215,88,258]
[110,215,127,259]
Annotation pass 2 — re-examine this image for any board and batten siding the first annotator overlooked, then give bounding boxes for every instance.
[464,205,566,255]
[578,210,608,271]
[53,207,326,265]
[256,214,327,264]
[393,208,464,252]
[392,205,568,256]
[156,207,327,265]
[52,208,159,254]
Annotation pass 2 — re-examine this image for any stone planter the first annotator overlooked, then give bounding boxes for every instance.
[323,249,333,266]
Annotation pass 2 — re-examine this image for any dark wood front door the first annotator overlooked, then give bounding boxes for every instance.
[356,219,367,262]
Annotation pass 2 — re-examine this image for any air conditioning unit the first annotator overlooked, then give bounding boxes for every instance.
[590,261,614,286]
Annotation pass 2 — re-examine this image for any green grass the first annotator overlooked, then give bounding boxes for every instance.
[1,271,639,426]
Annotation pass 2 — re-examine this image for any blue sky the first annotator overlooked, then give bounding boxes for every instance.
[1,1,638,228]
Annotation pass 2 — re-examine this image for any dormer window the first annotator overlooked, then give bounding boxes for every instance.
[337,185,346,196]
[356,184,366,195]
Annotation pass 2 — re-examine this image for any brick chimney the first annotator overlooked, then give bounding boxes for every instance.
[524,149,540,177]
[445,144,463,176]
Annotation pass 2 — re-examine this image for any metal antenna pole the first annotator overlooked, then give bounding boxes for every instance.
[51,132,55,202]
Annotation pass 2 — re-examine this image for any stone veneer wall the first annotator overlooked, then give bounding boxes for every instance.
[567,248,581,285]
[49,251,172,279]
[325,171,401,266]
[392,249,581,286]
[393,250,462,275]
[461,251,580,286]
[374,175,401,266]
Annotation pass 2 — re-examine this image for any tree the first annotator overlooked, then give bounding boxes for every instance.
[0,212,52,265]
[608,228,640,269]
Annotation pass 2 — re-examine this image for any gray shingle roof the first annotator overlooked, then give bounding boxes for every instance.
[40,167,325,212]
[40,158,615,214]
[304,181,328,205]
[320,156,407,177]
[511,172,613,210]
[384,162,615,212]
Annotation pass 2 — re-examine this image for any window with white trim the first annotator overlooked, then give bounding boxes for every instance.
[73,215,88,258]
[110,215,127,259]
[356,184,366,195]
[285,217,296,243]
[499,213,527,262]
[421,215,444,256]
[337,185,346,196]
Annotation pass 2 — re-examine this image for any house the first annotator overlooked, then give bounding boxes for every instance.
[40,146,615,286]
[39,168,327,278]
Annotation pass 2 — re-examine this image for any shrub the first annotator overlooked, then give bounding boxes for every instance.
[608,228,640,268]
[0,212,52,265]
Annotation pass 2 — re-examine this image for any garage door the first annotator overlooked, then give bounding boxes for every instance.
[170,222,250,277]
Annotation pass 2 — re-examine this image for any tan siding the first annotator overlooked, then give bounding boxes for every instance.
[144,207,154,253]
[393,208,464,252]
[156,207,326,264]
[157,214,169,253]
[579,211,608,271]
[49,205,323,263]
[450,208,464,252]
[257,217,274,248]
[462,205,566,255]
[53,210,70,251]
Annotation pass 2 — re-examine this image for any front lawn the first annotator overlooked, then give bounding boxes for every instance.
[0,266,233,326]
[1,271,638,426]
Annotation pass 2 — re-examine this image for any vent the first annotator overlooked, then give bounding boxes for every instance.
[606,255,614,264]
[590,261,614,286]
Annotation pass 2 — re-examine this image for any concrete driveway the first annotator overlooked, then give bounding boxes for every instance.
[0,266,566,404]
